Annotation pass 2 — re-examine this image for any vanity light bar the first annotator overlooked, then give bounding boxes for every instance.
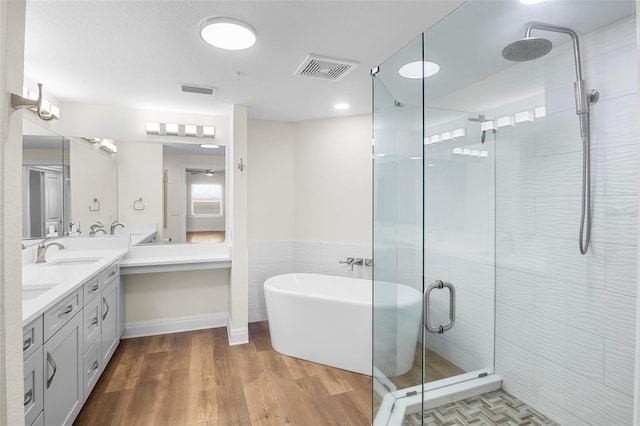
[425,127,466,145]
[83,137,118,154]
[452,147,489,158]
[145,122,216,138]
[99,139,118,154]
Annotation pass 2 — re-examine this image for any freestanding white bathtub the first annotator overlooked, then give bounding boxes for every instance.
[264,273,422,376]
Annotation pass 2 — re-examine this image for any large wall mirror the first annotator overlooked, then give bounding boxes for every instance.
[22,118,119,241]
[22,117,226,245]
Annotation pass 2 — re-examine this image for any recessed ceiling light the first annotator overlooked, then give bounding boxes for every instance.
[334,103,350,110]
[399,61,440,79]
[199,17,257,50]
[200,144,220,149]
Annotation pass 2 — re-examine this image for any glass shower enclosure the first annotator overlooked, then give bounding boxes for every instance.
[373,0,637,424]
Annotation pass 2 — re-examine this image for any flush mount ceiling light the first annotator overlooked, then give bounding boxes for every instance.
[399,61,440,79]
[199,17,256,50]
[334,103,350,110]
[520,0,545,4]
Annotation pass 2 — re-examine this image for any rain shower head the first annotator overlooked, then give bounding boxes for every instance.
[502,37,552,62]
[502,22,600,256]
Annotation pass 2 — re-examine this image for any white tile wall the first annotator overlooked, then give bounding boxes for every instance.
[604,339,635,397]
[495,16,638,425]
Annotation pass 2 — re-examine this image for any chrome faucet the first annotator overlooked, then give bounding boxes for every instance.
[339,257,364,271]
[89,222,104,236]
[110,221,124,235]
[36,239,65,263]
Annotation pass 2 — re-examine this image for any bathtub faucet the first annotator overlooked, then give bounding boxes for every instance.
[339,257,363,271]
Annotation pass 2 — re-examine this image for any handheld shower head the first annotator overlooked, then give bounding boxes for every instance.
[502,37,552,62]
[503,22,599,255]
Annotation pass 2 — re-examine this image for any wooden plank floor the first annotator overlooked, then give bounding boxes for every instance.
[75,322,372,426]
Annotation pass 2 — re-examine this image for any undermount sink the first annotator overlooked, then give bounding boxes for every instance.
[22,283,58,300]
[46,257,102,266]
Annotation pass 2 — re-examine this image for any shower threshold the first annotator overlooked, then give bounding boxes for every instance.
[374,372,502,425]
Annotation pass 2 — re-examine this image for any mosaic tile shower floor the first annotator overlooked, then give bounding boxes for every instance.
[404,389,559,425]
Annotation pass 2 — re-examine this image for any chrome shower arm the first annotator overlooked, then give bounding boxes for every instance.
[525,22,582,81]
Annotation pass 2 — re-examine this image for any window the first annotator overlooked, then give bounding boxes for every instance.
[191,183,222,216]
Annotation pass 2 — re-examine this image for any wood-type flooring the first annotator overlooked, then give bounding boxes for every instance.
[74,322,372,426]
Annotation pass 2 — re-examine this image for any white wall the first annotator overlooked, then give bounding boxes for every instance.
[229,105,249,343]
[293,114,372,245]
[247,119,295,242]
[125,269,229,323]
[0,0,26,423]
[116,142,163,238]
[70,138,118,229]
[247,115,373,322]
[495,17,638,425]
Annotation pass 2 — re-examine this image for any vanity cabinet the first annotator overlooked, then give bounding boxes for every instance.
[23,259,123,426]
[43,310,83,426]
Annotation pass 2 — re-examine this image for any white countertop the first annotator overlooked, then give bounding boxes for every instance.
[22,248,128,324]
[120,242,231,272]
[22,237,231,324]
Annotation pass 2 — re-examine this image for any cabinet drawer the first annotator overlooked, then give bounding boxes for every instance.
[23,316,42,360]
[83,338,101,402]
[83,276,101,304]
[102,264,119,286]
[83,296,101,354]
[43,289,82,342]
[24,347,43,426]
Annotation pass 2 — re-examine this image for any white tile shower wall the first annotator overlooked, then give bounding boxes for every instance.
[248,241,373,323]
[495,16,638,424]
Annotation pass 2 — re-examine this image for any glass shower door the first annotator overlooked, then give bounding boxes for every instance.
[422,108,496,391]
[372,35,424,424]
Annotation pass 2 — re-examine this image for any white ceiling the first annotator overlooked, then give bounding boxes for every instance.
[24,0,465,123]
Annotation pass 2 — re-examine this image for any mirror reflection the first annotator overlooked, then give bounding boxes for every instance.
[21,133,69,239]
[22,119,227,245]
[161,143,226,244]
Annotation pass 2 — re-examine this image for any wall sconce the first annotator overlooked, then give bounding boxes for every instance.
[84,137,118,154]
[11,83,59,121]
[146,122,216,138]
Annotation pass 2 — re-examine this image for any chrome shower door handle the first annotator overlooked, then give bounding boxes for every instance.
[424,280,456,334]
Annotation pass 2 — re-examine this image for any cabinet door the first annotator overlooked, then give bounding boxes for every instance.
[43,311,83,426]
[24,347,43,426]
[83,338,101,402]
[101,279,119,367]
[118,276,125,338]
[83,295,101,354]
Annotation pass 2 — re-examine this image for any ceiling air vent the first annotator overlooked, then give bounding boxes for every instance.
[294,54,359,81]
[180,83,216,96]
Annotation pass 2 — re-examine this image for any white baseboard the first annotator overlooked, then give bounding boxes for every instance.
[123,313,228,339]
[227,317,249,345]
